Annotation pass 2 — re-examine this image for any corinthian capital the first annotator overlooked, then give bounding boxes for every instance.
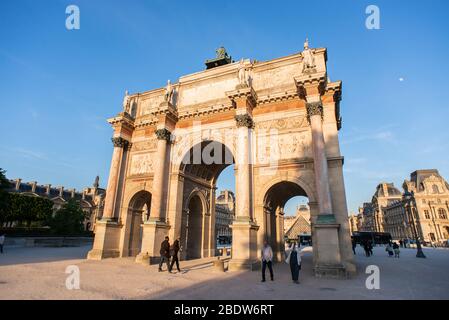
[235,114,254,128]
[155,128,172,141]
[306,102,323,123]
[111,137,130,149]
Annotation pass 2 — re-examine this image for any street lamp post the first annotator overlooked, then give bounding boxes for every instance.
[403,191,426,258]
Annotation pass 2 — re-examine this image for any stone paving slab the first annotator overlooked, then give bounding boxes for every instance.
[0,245,448,300]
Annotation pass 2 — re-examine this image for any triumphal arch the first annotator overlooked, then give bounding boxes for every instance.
[88,40,356,277]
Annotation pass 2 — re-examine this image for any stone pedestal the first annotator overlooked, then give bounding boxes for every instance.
[228,219,259,271]
[313,215,346,278]
[87,219,121,260]
[135,220,170,264]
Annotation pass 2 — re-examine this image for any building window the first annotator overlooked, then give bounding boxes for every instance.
[438,208,447,219]
[429,233,436,241]
[424,210,430,219]
[422,199,426,204]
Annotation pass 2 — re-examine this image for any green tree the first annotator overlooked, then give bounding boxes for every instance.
[48,199,86,235]
[4,193,53,227]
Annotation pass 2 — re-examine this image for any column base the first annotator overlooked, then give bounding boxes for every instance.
[137,220,171,260]
[228,219,259,271]
[313,215,345,278]
[228,259,260,271]
[87,248,120,260]
[87,219,121,260]
[314,264,347,279]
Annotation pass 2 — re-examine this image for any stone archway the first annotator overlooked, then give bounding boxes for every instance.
[177,140,235,260]
[262,181,310,261]
[127,190,152,257]
[89,46,356,277]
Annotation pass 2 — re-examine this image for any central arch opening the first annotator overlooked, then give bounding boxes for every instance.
[263,181,310,261]
[179,140,235,260]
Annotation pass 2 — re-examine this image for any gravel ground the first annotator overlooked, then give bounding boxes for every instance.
[0,245,448,300]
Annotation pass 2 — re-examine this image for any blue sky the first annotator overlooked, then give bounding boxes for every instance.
[1,0,449,216]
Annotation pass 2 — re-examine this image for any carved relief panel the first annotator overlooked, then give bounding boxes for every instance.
[129,153,154,176]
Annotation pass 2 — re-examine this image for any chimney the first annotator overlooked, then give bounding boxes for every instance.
[30,181,37,193]
[45,184,51,195]
[59,186,64,197]
[71,188,76,198]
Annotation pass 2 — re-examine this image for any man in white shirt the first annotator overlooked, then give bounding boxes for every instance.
[261,240,274,282]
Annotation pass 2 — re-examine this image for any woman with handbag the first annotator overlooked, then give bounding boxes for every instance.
[285,242,302,284]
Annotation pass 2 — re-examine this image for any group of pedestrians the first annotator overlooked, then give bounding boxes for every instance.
[261,240,302,284]
[362,240,374,257]
[385,241,400,258]
[158,236,181,273]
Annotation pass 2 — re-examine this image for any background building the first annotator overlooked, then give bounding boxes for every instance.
[401,170,449,243]
[355,169,449,245]
[6,176,105,231]
[215,190,235,243]
[370,183,402,232]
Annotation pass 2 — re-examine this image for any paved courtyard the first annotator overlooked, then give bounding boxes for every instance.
[1,245,448,300]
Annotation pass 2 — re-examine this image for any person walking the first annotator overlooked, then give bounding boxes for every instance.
[0,234,5,254]
[352,238,357,255]
[385,242,394,257]
[285,242,302,284]
[363,240,371,257]
[261,240,274,282]
[158,236,171,272]
[368,241,374,256]
[393,242,400,258]
[169,238,181,272]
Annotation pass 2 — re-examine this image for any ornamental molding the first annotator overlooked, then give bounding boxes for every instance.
[111,137,131,149]
[226,86,258,108]
[155,128,172,141]
[108,112,135,131]
[235,114,254,128]
[306,102,323,123]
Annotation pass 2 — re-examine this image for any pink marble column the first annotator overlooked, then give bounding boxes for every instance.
[149,128,171,222]
[235,114,253,221]
[307,102,333,215]
[102,137,129,220]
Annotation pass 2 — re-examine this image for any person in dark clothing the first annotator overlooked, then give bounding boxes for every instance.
[399,239,403,248]
[368,241,374,256]
[169,239,181,272]
[363,241,370,257]
[158,236,171,272]
[286,242,301,284]
[352,238,357,255]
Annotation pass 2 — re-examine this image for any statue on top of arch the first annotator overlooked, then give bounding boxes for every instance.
[301,38,316,73]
